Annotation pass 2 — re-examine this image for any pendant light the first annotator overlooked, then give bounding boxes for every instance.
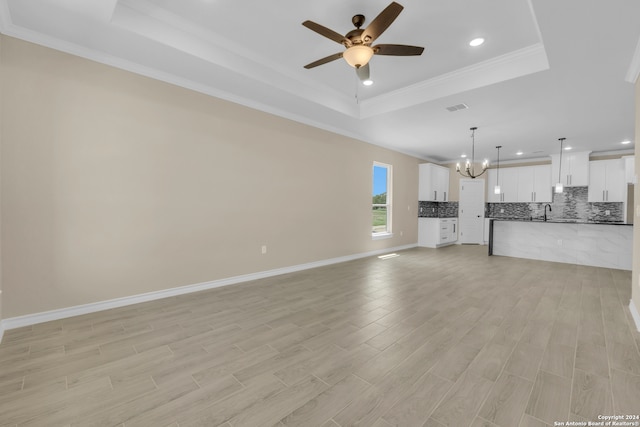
[555,137,566,193]
[456,127,489,178]
[494,145,502,194]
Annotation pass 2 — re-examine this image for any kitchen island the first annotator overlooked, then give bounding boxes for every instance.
[488,219,633,270]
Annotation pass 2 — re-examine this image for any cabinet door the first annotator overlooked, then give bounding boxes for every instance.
[533,165,552,202]
[436,167,450,202]
[450,219,458,242]
[418,218,439,247]
[567,152,590,186]
[501,168,519,202]
[418,164,433,201]
[516,167,535,202]
[588,161,607,202]
[551,151,590,187]
[624,156,635,184]
[605,159,625,202]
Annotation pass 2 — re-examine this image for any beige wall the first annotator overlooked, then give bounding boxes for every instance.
[0,36,420,318]
[633,78,640,323]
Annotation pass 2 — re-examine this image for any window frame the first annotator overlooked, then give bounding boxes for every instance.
[372,161,393,239]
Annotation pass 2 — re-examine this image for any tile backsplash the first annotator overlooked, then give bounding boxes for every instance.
[418,201,459,218]
[486,186,624,222]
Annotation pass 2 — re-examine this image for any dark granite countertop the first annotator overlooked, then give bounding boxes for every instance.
[489,218,632,226]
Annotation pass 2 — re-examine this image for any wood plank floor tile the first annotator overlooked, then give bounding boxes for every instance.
[570,369,612,421]
[575,341,609,378]
[610,369,640,415]
[470,417,500,427]
[381,373,453,426]
[519,414,551,427]
[505,342,545,381]
[278,374,370,426]
[525,370,572,425]
[468,342,515,382]
[430,370,495,427]
[478,372,534,427]
[0,246,636,426]
[606,340,640,376]
[540,344,575,379]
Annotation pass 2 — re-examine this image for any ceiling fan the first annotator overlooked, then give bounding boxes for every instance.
[302,2,424,82]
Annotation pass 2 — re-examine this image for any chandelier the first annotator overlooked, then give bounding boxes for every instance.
[456,127,488,179]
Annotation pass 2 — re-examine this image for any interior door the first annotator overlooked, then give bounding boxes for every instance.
[459,179,485,244]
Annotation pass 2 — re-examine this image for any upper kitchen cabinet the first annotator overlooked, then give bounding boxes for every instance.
[623,156,636,184]
[550,151,590,187]
[588,159,625,202]
[516,165,552,203]
[487,167,518,203]
[419,163,450,202]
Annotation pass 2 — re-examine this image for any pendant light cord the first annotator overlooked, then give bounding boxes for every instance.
[558,138,565,183]
[496,146,501,182]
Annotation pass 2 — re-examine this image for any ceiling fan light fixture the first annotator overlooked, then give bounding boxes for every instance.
[343,45,374,68]
[362,79,374,86]
[469,37,485,47]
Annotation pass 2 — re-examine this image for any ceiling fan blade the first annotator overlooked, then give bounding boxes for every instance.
[304,52,344,69]
[361,2,404,44]
[302,21,350,46]
[356,63,370,81]
[374,44,424,56]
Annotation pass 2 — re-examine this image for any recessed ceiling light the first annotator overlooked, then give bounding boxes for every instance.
[461,154,467,158]
[516,151,523,156]
[564,146,572,150]
[469,38,485,47]
[362,79,373,86]
[621,140,631,145]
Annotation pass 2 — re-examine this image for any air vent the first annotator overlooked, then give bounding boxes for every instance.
[446,103,468,112]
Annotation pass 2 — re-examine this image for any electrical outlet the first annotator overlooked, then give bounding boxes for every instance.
[261,245,267,254]
[605,210,610,216]
[432,208,435,213]
[420,207,423,213]
[400,231,403,237]
[557,239,562,246]
[500,209,504,213]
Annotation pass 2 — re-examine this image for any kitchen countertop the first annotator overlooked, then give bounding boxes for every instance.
[489,218,631,226]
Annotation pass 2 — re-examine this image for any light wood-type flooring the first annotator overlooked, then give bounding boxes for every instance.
[1,245,640,426]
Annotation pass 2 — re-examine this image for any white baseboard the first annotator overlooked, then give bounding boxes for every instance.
[0,243,418,334]
[630,300,640,333]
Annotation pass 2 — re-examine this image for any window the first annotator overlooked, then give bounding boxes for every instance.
[372,162,392,236]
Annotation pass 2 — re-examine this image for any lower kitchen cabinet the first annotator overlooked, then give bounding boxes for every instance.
[418,218,458,248]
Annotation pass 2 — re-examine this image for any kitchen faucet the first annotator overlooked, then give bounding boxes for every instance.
[544,204,552,222]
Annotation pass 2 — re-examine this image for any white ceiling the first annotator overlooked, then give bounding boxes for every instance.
[1,0,639,163]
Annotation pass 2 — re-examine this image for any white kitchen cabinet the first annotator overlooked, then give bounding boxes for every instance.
[516,165,552,202]
[550,151,590,187]
[418,218,458,248]
[418,163,450,202]
[588,159,625,202]
[624,156,636,184]
[488,167,518,202]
